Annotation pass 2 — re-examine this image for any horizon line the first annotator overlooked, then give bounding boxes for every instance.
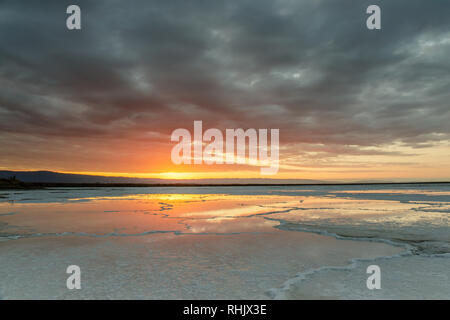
[1,169,450,184]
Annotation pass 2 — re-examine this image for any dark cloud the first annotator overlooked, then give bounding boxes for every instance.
[0,0,449,162]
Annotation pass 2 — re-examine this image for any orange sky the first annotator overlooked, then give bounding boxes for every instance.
[2,133,449,181]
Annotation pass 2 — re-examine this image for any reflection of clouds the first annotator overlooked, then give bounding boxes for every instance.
[179,205,271,218]
[187,217,277,234]
[2,186,449,253]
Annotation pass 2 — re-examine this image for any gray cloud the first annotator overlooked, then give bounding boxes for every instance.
[0,0,449,158]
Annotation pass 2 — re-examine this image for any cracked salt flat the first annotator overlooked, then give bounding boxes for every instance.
[0,184,449,299]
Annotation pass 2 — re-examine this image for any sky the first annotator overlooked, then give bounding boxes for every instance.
[0,0,449,181]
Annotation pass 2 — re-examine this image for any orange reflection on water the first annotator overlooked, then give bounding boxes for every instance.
[0,194,296,237]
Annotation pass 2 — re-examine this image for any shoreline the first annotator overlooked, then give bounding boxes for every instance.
[1,181,449,190]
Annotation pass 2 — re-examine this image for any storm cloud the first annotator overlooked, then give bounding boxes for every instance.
[0,0,449,174]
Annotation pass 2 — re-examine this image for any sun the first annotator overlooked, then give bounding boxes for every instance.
[158,172,197,180]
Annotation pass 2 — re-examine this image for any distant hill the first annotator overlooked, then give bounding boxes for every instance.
[0,171,322,185]
[0,171,162,184]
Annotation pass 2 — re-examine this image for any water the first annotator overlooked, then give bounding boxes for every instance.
[0,184,449,299]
